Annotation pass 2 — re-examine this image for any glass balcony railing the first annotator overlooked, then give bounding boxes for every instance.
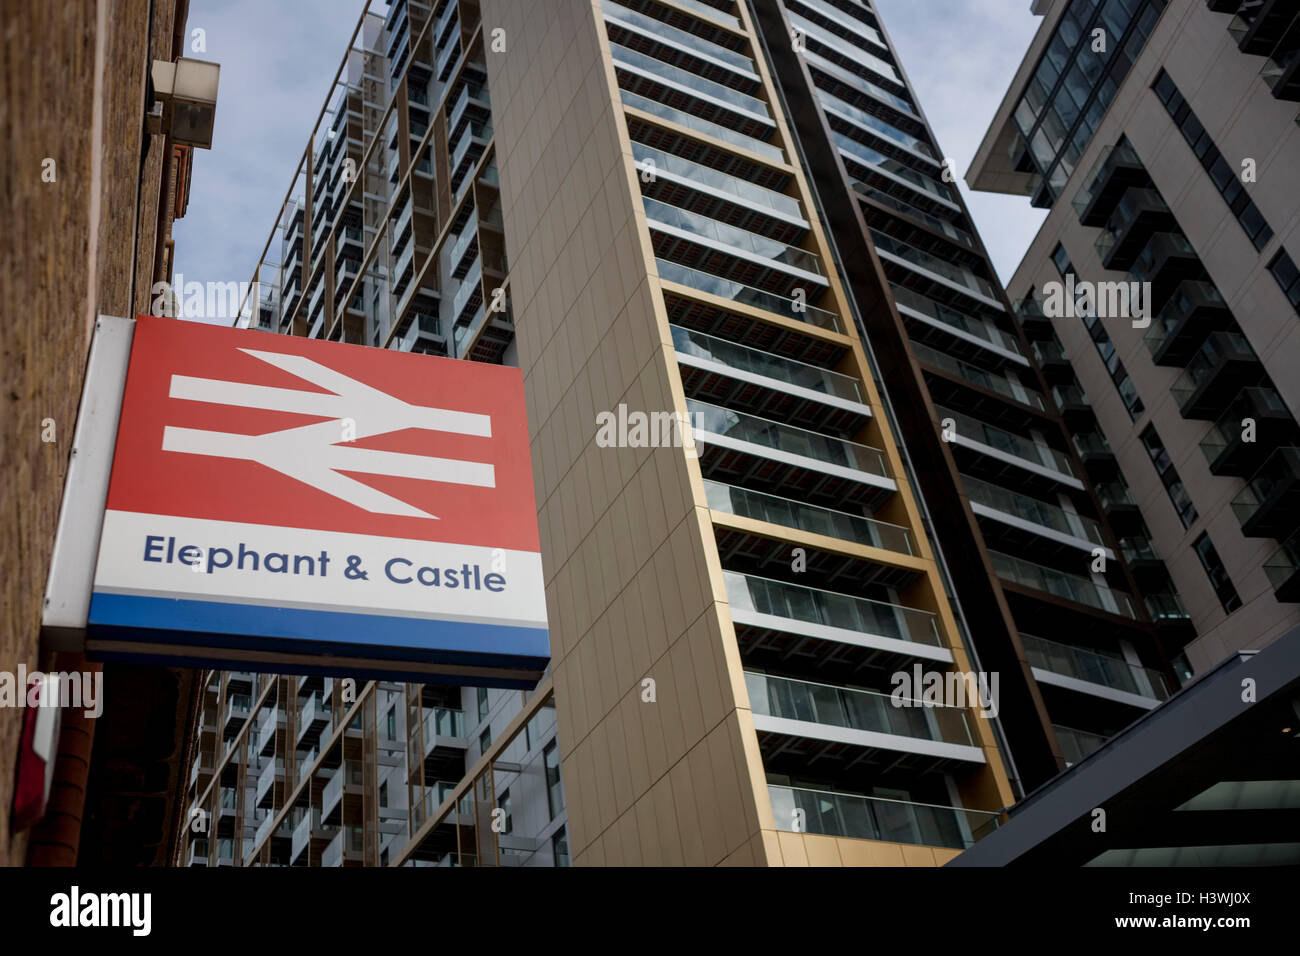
[889,285,1020,354]
[817,87,935,160]
[686,398,890,477]
[871,230,999,301]
[703,480,912,554]
[1095,482,1135,509]
[1022,633,1169,701]
[1071,138,1143,221]
[618,89,783,162]
[1171,332,1259,410]
[805,48,916,118]
[768,785,997,849]
[631,141,804,221]
[609,42,770,120]
[746,671,974,746]
[935,405,1076,478]
[835,132,952,206]
[1144,591,1190,623]
[989,549,1137,618]
[655,258,841,331]
[1265,532,1300,595]
[1143,279,1227,355]
[1054,724,1108,765]
[963,475,1104,546]
[911,342,1044,410]
[671,325,862,402]
[421,707,466,742]
[643,197,823,277]
[851,179,975,249]
[1129,231,1198,287]
[603,0,756,76]
[723,570,942,646]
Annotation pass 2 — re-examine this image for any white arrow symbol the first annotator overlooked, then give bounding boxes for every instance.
[161,348,494,519]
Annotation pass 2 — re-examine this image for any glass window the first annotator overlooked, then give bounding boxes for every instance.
[479,726,492,752]
[477,687,489,722]
[552,827,570,867]
[497,787,513,834]
[1141,425,1198,527]
[1194,533,1241,614]
[544,741,565,819]
[1268,250,1300,314]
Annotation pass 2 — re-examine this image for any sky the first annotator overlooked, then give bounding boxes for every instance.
[173,0,1047,321]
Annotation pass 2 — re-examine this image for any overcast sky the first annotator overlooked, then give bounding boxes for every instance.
[172,0,1046,321]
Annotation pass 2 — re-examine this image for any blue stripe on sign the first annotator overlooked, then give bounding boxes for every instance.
[88,592,551,670]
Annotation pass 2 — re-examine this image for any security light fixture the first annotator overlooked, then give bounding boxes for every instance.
[150,57,220,149]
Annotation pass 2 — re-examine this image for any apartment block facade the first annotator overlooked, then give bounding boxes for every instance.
[970,0,1300,677]
[182,0,1026,868]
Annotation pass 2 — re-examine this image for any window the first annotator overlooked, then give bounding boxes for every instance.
[544,741,565,820]
[1140,425,1198,527]
[1193,532,1242,614]
[1152,69,1274,251]
[477,687,490,722]
[552,827,570,867]
[385,706,396,740]
[479,727,492,753]
[1268,250,1300,316]
[1050,243,1146,420]
[379,781,388,808]
[497,787,513,834]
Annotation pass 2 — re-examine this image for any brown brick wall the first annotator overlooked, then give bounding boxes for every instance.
[1,0,179,865]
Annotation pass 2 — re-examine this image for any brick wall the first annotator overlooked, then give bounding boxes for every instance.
[0,0,180,865]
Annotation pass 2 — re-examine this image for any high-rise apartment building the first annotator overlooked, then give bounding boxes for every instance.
[182,0,1026,868]
[969,0,1300,680]
[742,0,1190,790]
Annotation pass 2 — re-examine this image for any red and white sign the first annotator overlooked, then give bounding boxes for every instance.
[87,316,549,685]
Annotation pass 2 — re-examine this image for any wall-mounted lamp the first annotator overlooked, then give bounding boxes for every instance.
[149,57,220,149]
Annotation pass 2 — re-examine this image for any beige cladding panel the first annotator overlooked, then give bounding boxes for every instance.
[482,0,766,865]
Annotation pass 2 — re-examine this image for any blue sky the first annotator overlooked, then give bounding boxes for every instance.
[173,0,1046,320]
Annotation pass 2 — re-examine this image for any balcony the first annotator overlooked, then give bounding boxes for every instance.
[1072,139,1149,226]
[935,405,1079,488]
[1144,591,1191,626]
[296,693,330,747]
[1029,337,1072,384]
[290,815,312,865]
[1022,633,1168,707]
[1128,232,1201,304]
[768,785,997,850]
[1051,384,1094,430]
[836,132,956,213]
[1171,332,1262,419]
[1142,279,1233,367]
[890,285,1025,363]
[911,342,1045,412]
[1094,188,1175,271]
[672,325,869,433]
[852,178,976,251]
[1071,431,1119,482]
[1231,447,1300,539]
[963,474,1106,555]
[644,197,826,293]
[1264,531,1300,602]
[618,89,783,163]
[1200,387,1299,476]
[253,707,276,759]
[223,695,251,738]
[747,671,976,748]
[656,258,841,332]
[1054,724,1108,766]
[1261,44,1300,102]
[990,549,1138,619]
[421,706,467,751]
[687,399,895,498]
[1228,0,1297,54]
[603,0,760,93]
[607,41,771,132]
[1094,481,1142,535]
[632,141,806,240]
[256,759,281,809]
[1116,540,1166,600]
[704,479,913,554]
[723,571,944,657]
[871,229,1001,309]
